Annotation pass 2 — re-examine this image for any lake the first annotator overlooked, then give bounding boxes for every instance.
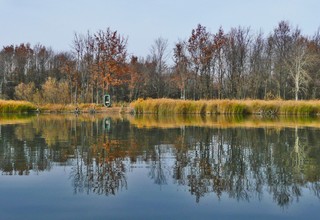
[0,114,320,220]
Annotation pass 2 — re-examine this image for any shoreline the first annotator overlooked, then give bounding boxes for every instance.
[37,106,134,114]
[3,99,320,116]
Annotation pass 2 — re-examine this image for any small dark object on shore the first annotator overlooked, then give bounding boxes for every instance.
[74,107,80,114]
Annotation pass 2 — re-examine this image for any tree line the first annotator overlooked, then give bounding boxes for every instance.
[1,21,320,104]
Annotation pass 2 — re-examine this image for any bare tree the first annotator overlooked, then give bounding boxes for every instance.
[286,28,312,100]
[0,46,14,98]
[72,32,85,103]
[31,44,53,87]
[224,27,251,99]
[173,41,190,99]
[248,31,269,99]
[213,27,227,99]
[272,21,292,99]
[150,37,169,98]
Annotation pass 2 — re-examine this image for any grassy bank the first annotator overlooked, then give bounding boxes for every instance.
[39,103,99,113]
[130,98,320,116]
[0,100,36,113]
[3,98,320,116]
[0,100,133,114]
[38,103,132,114]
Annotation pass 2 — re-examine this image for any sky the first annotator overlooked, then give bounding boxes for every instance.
[0,0,319,58]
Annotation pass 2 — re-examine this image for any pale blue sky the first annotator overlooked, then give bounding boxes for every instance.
[0,0,319,57]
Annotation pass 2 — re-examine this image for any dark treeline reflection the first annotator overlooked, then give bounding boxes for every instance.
[1,115,320,207]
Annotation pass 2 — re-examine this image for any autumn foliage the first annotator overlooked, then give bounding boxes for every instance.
[0,21,320,104]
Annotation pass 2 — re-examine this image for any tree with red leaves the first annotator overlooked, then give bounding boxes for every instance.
[94,28,129,101]
[187,24,215,99]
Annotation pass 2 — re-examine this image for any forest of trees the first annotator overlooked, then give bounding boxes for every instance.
[1,21,320,104]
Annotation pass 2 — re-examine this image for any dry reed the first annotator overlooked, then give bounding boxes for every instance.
[0,100,36,113]
[130,98,320,116]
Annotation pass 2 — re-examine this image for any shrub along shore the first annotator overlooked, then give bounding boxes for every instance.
[130,98,320,116]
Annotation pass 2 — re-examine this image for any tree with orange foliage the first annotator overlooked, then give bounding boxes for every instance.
[93,28,129,102]
[306,29,320,98]
[187,24,215,99]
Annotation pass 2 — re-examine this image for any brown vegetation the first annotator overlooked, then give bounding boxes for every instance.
[130,98,320,116]
[0,100,36,113]
[0,21,320,105]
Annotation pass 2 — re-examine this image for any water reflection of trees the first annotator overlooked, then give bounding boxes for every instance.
[148,144,172,186]
[1,115,320,207]
[171,126,320,207]
[70,148,127,196]
[0,124,52,175]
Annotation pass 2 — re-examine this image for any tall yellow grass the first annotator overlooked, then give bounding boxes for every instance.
[130,98,320,116]
[0,100,36,113]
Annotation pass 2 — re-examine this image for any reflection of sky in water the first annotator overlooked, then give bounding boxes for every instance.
[0,116,320,219]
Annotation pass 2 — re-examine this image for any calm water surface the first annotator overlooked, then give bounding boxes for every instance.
[0,114,320,220]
